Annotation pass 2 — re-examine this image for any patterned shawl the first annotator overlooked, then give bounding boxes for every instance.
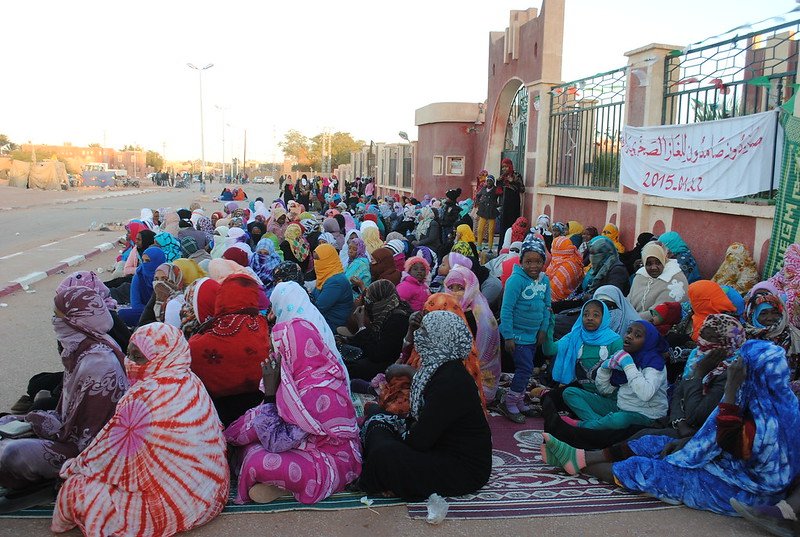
[250,237,282,286]
[767,243,800,329]
[57,271,117,310]
[546,236,584,301]
[154,232,182,262]
[409,310,474,419]
[712,242,760,296]
[53,323,228,536]
[284,223,310,262]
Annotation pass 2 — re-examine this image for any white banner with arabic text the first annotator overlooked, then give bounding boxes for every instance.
[620,110,779,200]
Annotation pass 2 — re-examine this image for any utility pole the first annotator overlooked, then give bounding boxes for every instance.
[243,129,247,179]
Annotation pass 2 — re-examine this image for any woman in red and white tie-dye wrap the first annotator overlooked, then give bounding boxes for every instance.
[52,322,229,537]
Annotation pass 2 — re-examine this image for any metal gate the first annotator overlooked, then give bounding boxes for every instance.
[501,85,528,176]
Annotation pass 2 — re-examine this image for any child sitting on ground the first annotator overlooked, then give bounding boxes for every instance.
[561,320,669,429]
[541,300,624,412]
[498,236,551,423]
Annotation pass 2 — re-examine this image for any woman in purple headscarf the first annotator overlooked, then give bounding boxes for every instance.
[0,287,128,513]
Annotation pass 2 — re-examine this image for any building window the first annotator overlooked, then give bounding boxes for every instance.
[446,156,464,176]
[432,155,443,176]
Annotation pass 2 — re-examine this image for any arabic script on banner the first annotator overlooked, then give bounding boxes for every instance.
[620,110,780,200]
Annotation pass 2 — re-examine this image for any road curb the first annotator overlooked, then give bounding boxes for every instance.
[0,239,123,299]
[0,188,158,212]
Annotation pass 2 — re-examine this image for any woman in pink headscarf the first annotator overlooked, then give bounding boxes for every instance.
[225,318,361,504]
[53,323,228,537]
[444,265,501,402]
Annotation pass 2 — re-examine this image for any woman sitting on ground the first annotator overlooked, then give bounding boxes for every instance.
[344,237,371,300]
[0,287,128,513]
[444,264,501,404]
[280,223,311,274]
[358,311,492,500]
[311,243,354,332]
[188,274,270,426]
[225,318,361,504]
[627,242,689,315]
[541,339,800,516]
[369,247,402,286]
[411,207,441,252]
[117,246,166,327]
[341,280,413,382]
[53,323,229,537]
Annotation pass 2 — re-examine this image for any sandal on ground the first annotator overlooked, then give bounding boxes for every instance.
[497,401,525,424]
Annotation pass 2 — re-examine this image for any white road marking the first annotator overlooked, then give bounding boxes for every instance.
[0,252,23,260]
[39,240,61,247]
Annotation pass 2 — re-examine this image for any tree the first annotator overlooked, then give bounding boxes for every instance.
[278,130,312,170]
[309,131,364,172]
[146,150,164,170]
[0,134,18,154]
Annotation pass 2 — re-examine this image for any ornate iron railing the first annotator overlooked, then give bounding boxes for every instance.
[546,67,627,190]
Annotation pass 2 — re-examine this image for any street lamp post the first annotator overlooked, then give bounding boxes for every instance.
[215,105,228,180]
[187,62,214,185]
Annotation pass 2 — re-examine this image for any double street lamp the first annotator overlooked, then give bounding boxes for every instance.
[187,62,214,183]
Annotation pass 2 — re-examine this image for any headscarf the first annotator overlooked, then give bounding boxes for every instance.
[317,231,336,247]
[744,285,800,356]
[684,313,746,383]
[134,246,167,308]
[444,265,501,401]
[180,236,199,257]
[602,223,625,253]
[661,340,800,510]
[369,247,401,286]
[210,226,230,259]
[154,232,182,262]
[358,280,400,332]
[323,217,345,249]
[54,286,125,366]
[139,208,156,230]
[552,222,568,236]
[284,223,310,262]
[446,251,473,271]
[451,240,474,258]
[412,246,439,277]
[222,246,250,267]
[584,236,620,292]
[361,222,383,256]
[593,285,641,338]
[172,259,206,285]
[385,239,406,256]
[512,217,531,244]
[269,281,344,366]
[162,211,180,236]
[659,231,701,283]
[458,199,473,219]
[609,320,668,387]
[414,207,435,241]
[767,243,800,329]
[404,294,486,410]
[343,212,356,231]
[712,243,759,295]
[250,238,282,286]
[567,221,584,238]
[152,263,184,322]
[520,234,547,260]
[207,258,259,286]
[340,229,363,268]
[552,300,621,384]
[455,224,476,244]
[53,321,228,536]
[272,261,305,287]
[313,243,344,290]
[688,280,737,340]
[57,271,117,310]
[534,214,551,236]
[180,277,220,337]
[545,237,584,301]
[267,206,290,238]
[409,310,474,420]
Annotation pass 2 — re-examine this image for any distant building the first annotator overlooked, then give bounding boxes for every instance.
[19,142,147,177]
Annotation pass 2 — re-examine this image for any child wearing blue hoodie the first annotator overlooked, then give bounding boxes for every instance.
[499,235,551,423]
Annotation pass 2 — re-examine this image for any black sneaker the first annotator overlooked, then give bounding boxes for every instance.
[9,395,32,415]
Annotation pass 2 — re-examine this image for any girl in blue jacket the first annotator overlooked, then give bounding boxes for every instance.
[499,235,551,423]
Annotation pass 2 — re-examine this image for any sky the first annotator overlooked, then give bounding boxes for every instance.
[1,0,796,163]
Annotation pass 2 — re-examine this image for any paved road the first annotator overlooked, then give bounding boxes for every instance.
[0,184,766,536]
[0,183,280,285]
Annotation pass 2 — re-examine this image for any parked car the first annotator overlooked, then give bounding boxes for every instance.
[252,175,266,184]
[265,176,275,184]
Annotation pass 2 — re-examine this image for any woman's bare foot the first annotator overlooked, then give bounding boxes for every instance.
[248,483,286,504]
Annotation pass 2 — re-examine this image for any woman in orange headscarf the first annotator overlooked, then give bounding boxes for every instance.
[400,293,486,410]
[546,236,585,301]
[602,223,626,253]
[687,280,737,341]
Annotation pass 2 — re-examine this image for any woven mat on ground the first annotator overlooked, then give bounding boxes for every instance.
[406,415,677,520]
[0,393,404,519]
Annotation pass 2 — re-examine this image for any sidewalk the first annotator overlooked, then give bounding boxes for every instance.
[0,185,160,211]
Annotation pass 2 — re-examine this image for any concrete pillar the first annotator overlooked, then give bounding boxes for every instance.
[619,43,682,246]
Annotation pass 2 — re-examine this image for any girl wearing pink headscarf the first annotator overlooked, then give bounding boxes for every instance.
[224,318,361,504]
